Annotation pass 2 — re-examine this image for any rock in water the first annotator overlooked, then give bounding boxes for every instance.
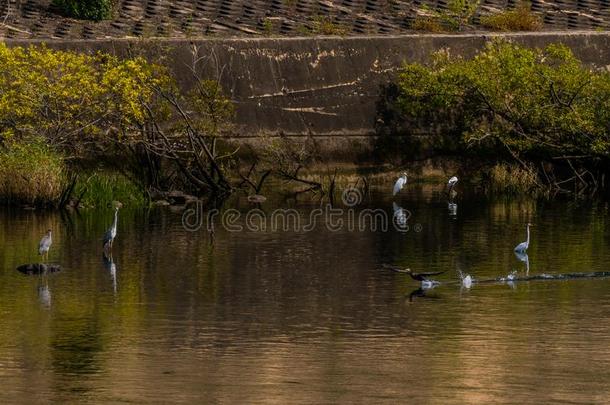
[247,194,267,203]
[16,263,61,275]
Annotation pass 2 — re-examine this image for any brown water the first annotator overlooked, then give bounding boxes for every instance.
[1,186,610,404]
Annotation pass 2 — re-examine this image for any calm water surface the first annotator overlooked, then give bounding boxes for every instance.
[1,185,610,404]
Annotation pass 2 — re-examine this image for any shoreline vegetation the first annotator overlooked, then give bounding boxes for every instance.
[0,39,608,209]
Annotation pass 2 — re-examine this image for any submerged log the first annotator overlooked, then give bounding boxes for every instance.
[16,263,61,275]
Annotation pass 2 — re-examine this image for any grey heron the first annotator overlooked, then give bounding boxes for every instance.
[514,223,531,253]
[38,229,52,261]
[103,207,119,250]
[393,172,408,196]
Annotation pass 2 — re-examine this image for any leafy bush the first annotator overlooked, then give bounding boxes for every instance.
[0,43,238,202]
[397,40,610,160]
[0,138,65,205]
[52,0,114,21]
[396,40,610,192]
[0,43,167,155]
[480,3,543,31]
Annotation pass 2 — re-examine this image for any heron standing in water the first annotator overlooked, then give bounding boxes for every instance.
[38,229,52,262]
[393,172,408,196]
[103,207,119,251]
[514,223,532,253]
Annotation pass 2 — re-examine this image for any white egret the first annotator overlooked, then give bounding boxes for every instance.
[461,274,472,289]
[514,223,531,253]
[447,176,458,190]
[38,229,52,261]
[393,172,408,196]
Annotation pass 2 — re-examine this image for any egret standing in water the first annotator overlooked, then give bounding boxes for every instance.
[38,229,52,262]
[103,207,119,251]
[393,172,408,196]
[514,223,531,253]
[447,176,458,193]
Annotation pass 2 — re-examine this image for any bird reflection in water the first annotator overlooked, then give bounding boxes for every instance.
[448,202,458,217]
[392,202,408,228]
[37,278,51,309]
[103,252,117,294]
[514,251,530,275]
[408,286,441,302]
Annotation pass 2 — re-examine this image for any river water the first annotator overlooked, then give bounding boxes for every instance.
[1,184,610,403]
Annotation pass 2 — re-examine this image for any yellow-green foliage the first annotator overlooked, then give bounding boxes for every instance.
[0,138,65,205]
[0,43,168,151]
[480,4,542,31]
[397,40,610,160]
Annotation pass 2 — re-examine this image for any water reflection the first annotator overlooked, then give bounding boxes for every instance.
[37,277,51,309]
[392,202,408,227]
[0,188,610,403]
[103,252,117,294]
[514,251,530,275]
[448,201,458,217]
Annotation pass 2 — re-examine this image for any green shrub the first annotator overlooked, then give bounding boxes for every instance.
[0,43,168,154]
[480,3,542,31]
[52,0,114,21]
[0,138,65,205]
[396,40,610,192]
[397,40,610,161]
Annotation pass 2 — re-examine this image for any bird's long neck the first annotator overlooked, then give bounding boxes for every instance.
[112,210,118,231]
[526,225,530,245]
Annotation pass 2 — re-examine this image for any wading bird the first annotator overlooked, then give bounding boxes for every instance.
[514,223,531,253]
[103,207,119,251]
[447,176,458,193]
[393,172,408,196]
[38,229,52,261]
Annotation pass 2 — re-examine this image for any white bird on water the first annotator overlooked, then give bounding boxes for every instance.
[514,223,532,253]
[447,176,458,192]
[393,172,408,196]
[38,229,52,261]
[461,274,472,289]
[103,207,119,251]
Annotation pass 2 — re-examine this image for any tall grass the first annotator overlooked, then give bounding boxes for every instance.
[0,139,65,206]
[73,172,147,208]
[488,163,540,194]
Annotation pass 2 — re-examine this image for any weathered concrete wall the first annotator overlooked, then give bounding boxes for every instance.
[4,32,610,157]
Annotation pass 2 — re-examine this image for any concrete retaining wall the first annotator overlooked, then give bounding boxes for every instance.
[4,32,610,157]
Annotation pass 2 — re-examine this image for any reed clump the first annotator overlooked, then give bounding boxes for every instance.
[0,139,65,205]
